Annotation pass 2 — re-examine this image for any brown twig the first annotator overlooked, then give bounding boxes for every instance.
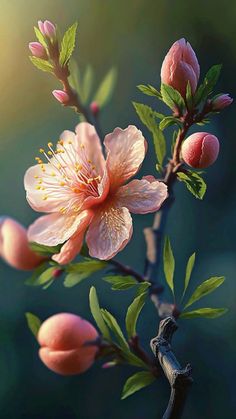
[151,317,193,419]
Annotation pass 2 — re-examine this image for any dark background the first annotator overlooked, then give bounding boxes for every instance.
[0,1,236,418]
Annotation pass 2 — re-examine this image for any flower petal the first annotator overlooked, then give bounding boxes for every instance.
[52,213,93,264]
[104,125,146,190]
[86,206,133,260]
[28,210,93,247]
[24,164,73,213]
[116,177,168,214]
[75,122,105,176]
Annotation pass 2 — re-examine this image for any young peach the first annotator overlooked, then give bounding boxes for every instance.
[38,313,99,375]
[181,132,220,169]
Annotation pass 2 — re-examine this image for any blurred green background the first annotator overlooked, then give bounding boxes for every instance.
[0,0,236,418]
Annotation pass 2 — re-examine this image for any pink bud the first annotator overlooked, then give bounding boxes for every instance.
[43,20,56,39]
[52,268,63,278]
[38,20,56,39]
[161,38,200,97]
[29,42,47,59]
[38,313,99,375]
[38,20,45,35]
[52,90,70,104]
[211,94,233,111]
[90,101,100,116]
[181,132,220,169]
[0,217,45,270]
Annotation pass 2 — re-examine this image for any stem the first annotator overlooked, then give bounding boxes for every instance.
[52,58,104,140]
[144,122,190,317]
[108,259,147,284]
[151,317,193,419]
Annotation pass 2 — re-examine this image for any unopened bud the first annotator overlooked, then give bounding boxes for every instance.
[161,38,200,97]
[211,94,233,111]
[43,20,56,39]
[29,42,47,59]
[90,101,100,116]
[52,268,63,278]
[0,217,44,270]
[38,20,56,39]
[52,90,70,104]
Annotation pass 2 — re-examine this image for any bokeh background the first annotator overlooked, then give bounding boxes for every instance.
[0,0,236,418]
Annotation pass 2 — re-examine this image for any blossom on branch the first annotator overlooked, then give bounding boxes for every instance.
[24,123,168,262]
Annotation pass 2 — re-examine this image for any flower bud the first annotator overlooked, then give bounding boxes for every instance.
[0,217,44,270]
[181,132,220,169]
[38,313,99,375]
[52,268,63,278]
[43,20,56,39]
[38,20,46,35]
[38,20,56,39]
[161,38,200,97]
[29,42,47,59]
[90,101,100,116]
[211,94,233,111]
[52,90,70,104]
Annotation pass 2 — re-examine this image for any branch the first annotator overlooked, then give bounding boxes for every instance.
[144,123,190,317]
[150,317,193,419]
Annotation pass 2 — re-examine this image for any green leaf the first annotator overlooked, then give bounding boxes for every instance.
[64,258,106,287]
[25,266,55,287]
[29,242,62,256]
[184,276,225,309]
[180,307,228,319]
[137,84,162,99]
[25,312,41,339]
[194,64,222,105]
[101,309,129,351]
[121,371,155,400]
[29,56,54,73]
[34,27,48,49]
[68,59,82,96]
[159,116,181,131]
[59,22,78,66]
[133,102,166,166]
[183,253,196,297]
[25,263,48,286]
[161,83,185,111]
[125,292,147,338]
[93,67,117,107]
[163,236,175,294]
[177,171,207,200]
[103,275,137,290]
[135,281,151,297]
[186,81,193,109]
[89,287,111,340]
[82,65,94,103]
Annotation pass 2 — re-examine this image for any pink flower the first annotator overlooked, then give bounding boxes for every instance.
[161,38,200,97]
[211,94,233,111]
[52,90,70,104]
[0,217,44,270]
[38,313,99,375]
[38,20,56,39]
[181,132,220,169]
[24,123,168,263]
[29,42,47,59]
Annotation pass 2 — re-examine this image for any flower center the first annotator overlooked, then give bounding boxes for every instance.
[34,138,102,214]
